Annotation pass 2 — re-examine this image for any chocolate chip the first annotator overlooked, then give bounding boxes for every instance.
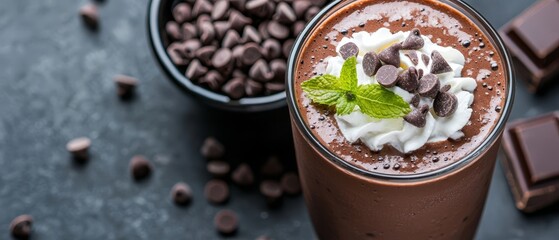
[421,53,430,65]
[417,73,440,98]
[378,43,401,67]
[270,59,287,82]
[281,172,301,195]
[181,23,198,40]
[230,0,246,11]
[181,39,202,59]
[195,46,217,66]
[249,59,273,82]
[205,179,229,204]
[292,1,312,19]
[207,160,230,178]
[267,21,290,40]
[274,2,297,24]
[242,25,262,43]
[171,182,192,206]
[262,39,282,60]
[396,67,419,92]
[401,28,424,50]
[404,104,429,128]
[192,0,213,17]
[79,3,99,30]
[260,180,283,207]
[232,69,247,78]
[363,51,382,76]
[430,50,453,74]
[246,0,273,18]
[293,21,306,37]
[199,70,225,91]
[339,42,359,60]
[200,137,225,159]
[417,68,424,80]
[441,84,451,92]
[211,0,229,21]
[228,10,252,32]
[212,48,233,72]
[222,78,245,99]
[282,39,295,59]
[214,209,238,235]
[213,21,230,40]
[410,94,420,107]
[265,82,285,94]
[245,79,264,96]
[173,3,192,23]
[260,156,284,178]
[199,21,216,45]
[258,21,271,39]
[405,51,418,65]
[165,21,182,40]
[185,59,208,81]
[66,137,91,161]
[167,43,189,66]
[114,75,138,99]
[434,88,458,117]
[232,163,254,187]
[241,43,263,66]
[10,215,33,240]
[305,6,320,22]
[222,30,241,49]
[375,65,399,88]
[129,155,153,181]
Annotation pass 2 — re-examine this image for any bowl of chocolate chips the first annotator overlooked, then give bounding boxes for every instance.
[148,0,328,111]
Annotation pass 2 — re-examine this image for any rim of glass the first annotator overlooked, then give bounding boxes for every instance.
[286,0,515,181]
[147,0,286,111]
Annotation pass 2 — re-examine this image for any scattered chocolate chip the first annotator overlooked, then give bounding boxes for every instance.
[281,172,301,195]
[260,180,283,207]
[410,94,420,107]
[417,73,440,98]
[441,84,451,92]
[262,39,282,60]
[376,65,400,88]
[260,156,284,178]
[232,163,254,187]
[173,3,192,23]
[181,23,198,40]
[114,75,138,99]
[66,137,91,161]
[199,70,225,91]
[293,21,306,37]
[267,21,290,40]
[417,68,424,80]
[10,215,33,240]
[396,67,419,92]
[212,48,233,72]
[214,209,238,235]
[274,2,297,24]
[282,39,295,59]
[246,0,273,18]
[270,59,287,82]
[378,43,401,67]
[222,30,241,49]
[433,88,458,117]
[165,21,182,40]
[195,46,217,66]
[363,51,382,76]
[339,42,359,60]
[305,6,320,22]
[430,50,453,74]
[207,160,231,178]
[421,53,430,66]
[258,21,271,39]
[404,104,429,128]
[205,179,229,204]
[293,1,312,19]
[185,59,208,81]
[181,39,202,59]
[228,10,252,31]
[129,155,153,181]
[198,21,216,44]
[230,0,246,11]
[242,25,262,43]
[265,82,285,94]
[401,28,424,50]
[213,21,230,39]
[79,3,99,30]
[249,59,273,82]
[405,51,419,66]
[192,0,213,17]
[200,137,225,159]
[211,0,229,21]
[241,43,263,66]
[222,78,246,100]
[167,43,189,66]
[171,182,192,206]
[245,79,264,96]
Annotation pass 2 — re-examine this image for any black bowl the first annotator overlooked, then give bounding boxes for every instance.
[147,0,287,112]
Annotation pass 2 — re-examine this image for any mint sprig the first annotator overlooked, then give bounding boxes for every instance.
[301,57,411,118]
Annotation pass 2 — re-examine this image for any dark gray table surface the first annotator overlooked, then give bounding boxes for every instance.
[1,0,558,239]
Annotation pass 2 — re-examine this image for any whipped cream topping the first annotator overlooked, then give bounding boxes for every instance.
[324,28,477,153]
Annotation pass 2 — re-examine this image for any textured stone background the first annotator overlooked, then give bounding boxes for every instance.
[0,0,558,239]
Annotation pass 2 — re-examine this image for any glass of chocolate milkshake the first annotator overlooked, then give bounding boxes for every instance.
[287,0,514,239]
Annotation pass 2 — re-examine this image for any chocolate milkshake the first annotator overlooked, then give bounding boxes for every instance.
[286,0,514,239]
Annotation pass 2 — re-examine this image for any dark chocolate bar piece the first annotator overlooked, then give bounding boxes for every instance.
[499,0,559,93]
[501,111,559,213]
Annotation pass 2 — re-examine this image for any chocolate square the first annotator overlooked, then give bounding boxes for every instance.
[501,111,559,213]
[499,0,559,93]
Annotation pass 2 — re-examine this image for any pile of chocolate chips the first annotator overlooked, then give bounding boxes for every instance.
[340,28,460,128]
[165,0,327,99]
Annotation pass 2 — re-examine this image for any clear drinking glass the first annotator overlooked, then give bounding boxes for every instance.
[286,0,515,239]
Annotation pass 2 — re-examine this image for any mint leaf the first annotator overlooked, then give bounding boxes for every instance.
[337,56,358,91]
[301,74,344,105]
[356,84,411,118]
[336,92,357,115]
